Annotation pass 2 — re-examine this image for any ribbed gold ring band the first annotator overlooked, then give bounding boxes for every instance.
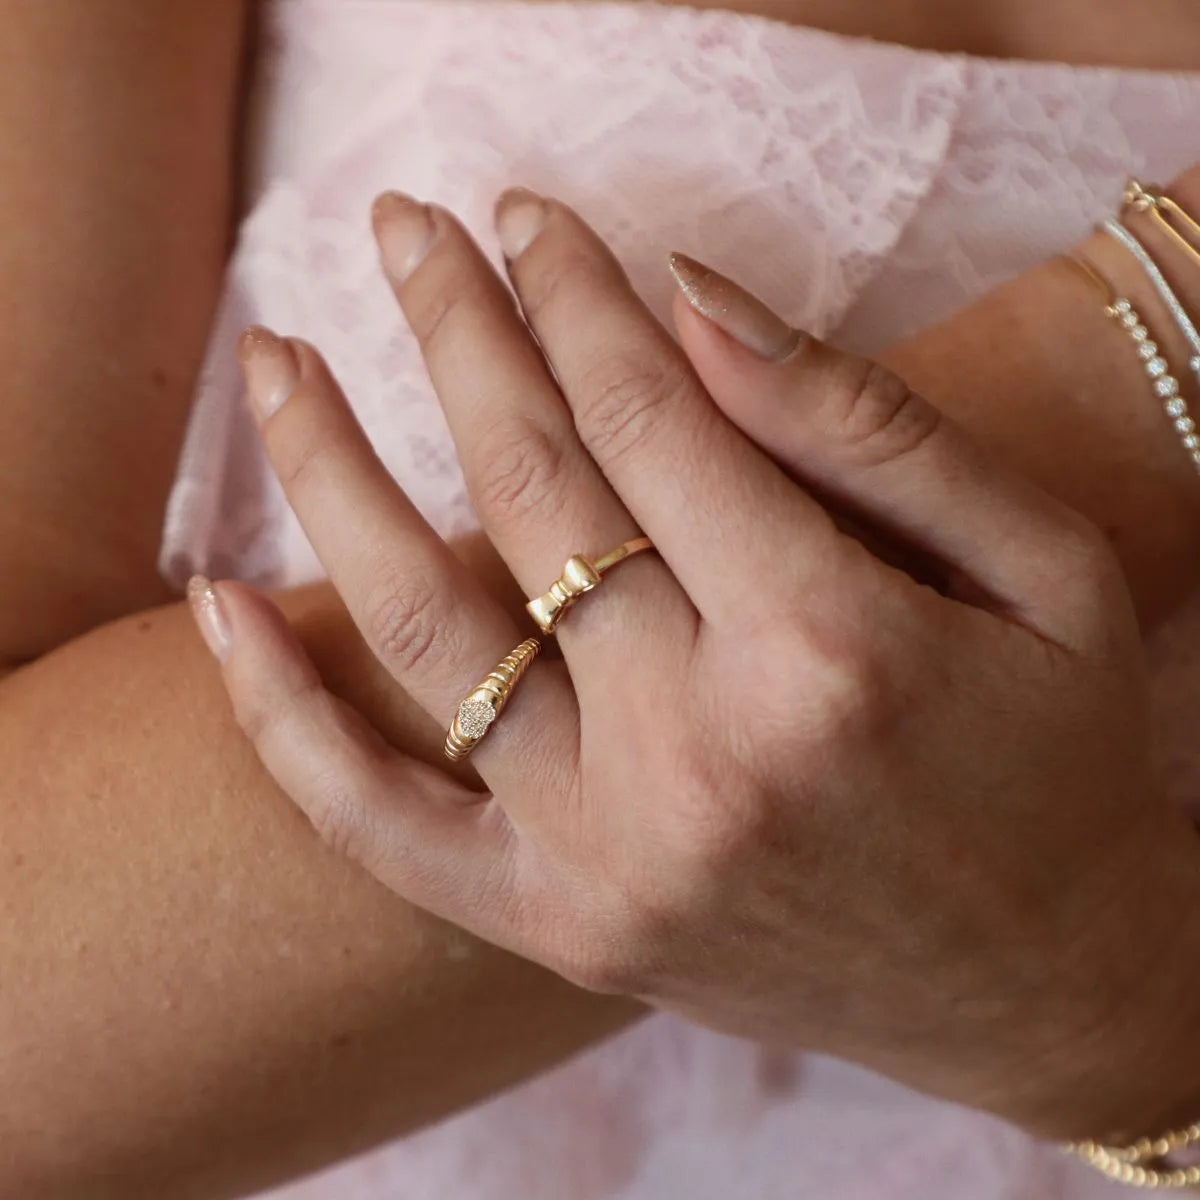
[526,536,655,633]
[444,638,541,762]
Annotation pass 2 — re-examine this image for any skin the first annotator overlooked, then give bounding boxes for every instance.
[2,0,1200,1195]
[0,583,640,1199]
[10,216,1200,1199]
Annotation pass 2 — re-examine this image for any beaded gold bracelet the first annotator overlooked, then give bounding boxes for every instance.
[1069,1123,1200,1189]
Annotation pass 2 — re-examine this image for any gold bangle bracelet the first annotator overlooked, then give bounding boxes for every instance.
[1124,178,1200,274]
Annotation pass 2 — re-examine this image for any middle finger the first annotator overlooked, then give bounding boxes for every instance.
[372,192,696,653]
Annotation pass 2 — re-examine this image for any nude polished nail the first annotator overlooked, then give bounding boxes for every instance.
[238,326,299,420]
[668,252,805,362]
[187,575,232,662]
[372,191,437,284]
[495,188,548,259]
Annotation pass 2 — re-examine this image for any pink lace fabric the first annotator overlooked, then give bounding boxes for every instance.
[156,2,1200,1195]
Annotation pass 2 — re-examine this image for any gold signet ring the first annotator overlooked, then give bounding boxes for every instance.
[444,638,541,762]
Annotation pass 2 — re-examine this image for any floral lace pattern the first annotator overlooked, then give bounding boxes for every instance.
[156,3,1200,1196]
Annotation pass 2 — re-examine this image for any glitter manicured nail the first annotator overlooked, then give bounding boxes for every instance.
[669,252,805,362]
[238,326,299,420]
[187,575,232,662]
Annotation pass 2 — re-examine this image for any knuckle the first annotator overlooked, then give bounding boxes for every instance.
[361,570,449,677]
[738,610,897,750]
[273,425,328,495]
[474,415,569,524]
[236,670,320,749]
[309,776,372,862]
[816,654,896,742]
[238,694,281,749]
[234,683,277,746]
[797,620,898,743]
[831,360,943,467]
[578,356,690,465]
[1047,518,1131,640]
[406,275,494,356]
[513,248,599,326]
[1061,515,1119,588]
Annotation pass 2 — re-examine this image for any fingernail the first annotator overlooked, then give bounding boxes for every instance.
[372,191,437,284]
[187,575,232,663]
[668,252,804,362]
[495,188,547,259]
[238,326,299,420]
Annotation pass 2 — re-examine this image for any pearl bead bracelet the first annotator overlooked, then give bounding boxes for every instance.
[1069,1122,1200,1189]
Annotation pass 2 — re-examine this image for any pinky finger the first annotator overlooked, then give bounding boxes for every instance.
[186,575,519,940]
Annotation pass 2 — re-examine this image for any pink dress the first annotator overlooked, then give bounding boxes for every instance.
[160,2,1200,1195]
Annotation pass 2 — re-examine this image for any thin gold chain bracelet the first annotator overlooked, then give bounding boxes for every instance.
[1124,177,1200,273]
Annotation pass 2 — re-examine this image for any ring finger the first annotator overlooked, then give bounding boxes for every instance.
[238,328,577,803]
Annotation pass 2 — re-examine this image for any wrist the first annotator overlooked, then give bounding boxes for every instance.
[883,162,1200,629]
[1036,822,1200,1144]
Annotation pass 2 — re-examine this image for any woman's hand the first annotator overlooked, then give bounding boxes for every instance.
[196,190,1200,1140]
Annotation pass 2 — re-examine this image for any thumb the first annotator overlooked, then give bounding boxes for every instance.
[669,253,1114,641]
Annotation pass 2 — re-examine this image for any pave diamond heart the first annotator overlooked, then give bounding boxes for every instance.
[457,698,497,740]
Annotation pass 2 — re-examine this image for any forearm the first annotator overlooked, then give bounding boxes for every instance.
[0,571,637,1199]
[885,162,1200,629]
[0,0,246,665]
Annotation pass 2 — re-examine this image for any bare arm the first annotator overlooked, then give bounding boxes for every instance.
[884,181,1200,629]
[0,0,244,665]
[0,569,639,1199]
